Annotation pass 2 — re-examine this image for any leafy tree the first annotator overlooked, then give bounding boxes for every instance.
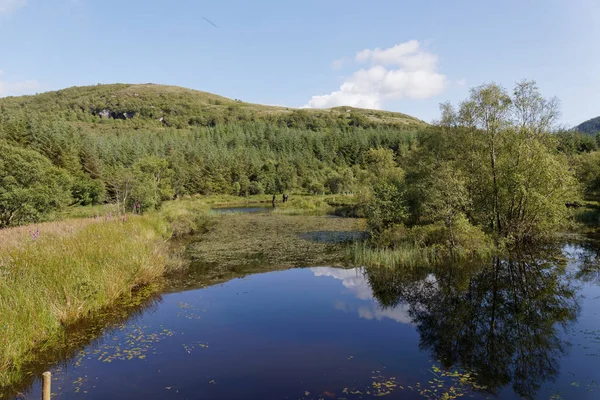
[572,151,600,199]
[133,156,174,205]
[0,141,72,227]
[71,174,105,206]
[366,177,408,239]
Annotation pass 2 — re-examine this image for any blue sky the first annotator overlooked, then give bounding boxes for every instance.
[0,0,598,126]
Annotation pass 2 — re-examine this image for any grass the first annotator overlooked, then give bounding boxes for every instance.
[571,201,600,233]
[0,215,173,386]
[57,203,121,220]
[349,242,442,269]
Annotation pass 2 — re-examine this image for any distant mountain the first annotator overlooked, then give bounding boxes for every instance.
[0,83,426,131]
[575,116,600,135]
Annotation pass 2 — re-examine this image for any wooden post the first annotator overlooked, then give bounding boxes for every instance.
[42,371,51,400]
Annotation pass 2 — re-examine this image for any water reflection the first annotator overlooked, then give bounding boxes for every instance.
[311,267,413,325]
[7,244,595,400]
[568,240,600,285]
[318,249,582,399]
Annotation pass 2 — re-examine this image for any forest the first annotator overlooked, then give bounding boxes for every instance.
[1,80,600,247]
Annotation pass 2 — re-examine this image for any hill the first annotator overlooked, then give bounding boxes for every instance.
[575,116,600,135]
[0,83,423,227]
[0,83,426,130]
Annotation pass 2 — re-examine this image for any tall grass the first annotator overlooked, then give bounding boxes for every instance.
[349,242,441,268]
[349,240,495,269]
[0,214,177,387]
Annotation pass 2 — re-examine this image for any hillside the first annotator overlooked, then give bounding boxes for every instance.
[0,83,423,227]
[0,83,426,130]
[575,116,600,135]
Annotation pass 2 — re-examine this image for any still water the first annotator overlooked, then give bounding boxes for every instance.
[14,242,600,399]
[210,205,274,214]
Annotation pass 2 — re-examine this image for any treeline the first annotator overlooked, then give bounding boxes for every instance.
[0,112,417,226]
[365,80,598,253]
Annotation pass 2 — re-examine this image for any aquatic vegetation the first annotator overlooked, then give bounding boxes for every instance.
[187,213,366,268]
[348,241,442,268]
[297,364,486,400]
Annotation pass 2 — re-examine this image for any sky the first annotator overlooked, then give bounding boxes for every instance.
[0,0,598,126]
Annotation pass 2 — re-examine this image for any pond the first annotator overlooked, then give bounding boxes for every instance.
[210,205,274,214]
[7,241,600,399]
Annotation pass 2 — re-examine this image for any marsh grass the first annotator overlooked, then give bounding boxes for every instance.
[571,201,600,234]
[349,240,495,269]
[0,286,161,398]
[349,242,441,268]
[177,193,358,217]
[57,203,121,220]
[0,207,206,388]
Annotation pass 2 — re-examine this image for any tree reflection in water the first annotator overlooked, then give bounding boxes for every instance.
[364,247,581,399]
[571,240,600,285]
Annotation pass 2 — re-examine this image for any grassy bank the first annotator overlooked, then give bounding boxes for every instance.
[0,211,194,387]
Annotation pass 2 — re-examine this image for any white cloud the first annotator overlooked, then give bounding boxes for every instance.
[0,0,26,14]
[0,70,40,97]
[305,40,447,109]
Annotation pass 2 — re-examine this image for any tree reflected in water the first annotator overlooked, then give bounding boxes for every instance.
[364,248,580,399]
[571,240,600,285]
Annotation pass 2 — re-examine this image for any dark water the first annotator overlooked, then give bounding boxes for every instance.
[12,242,600,400]
[210,205,274,214]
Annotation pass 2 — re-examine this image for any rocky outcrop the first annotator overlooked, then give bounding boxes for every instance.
[97,109,136,120]
[98,109,111,119]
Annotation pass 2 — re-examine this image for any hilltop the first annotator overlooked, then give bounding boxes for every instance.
[0,83,426,130]
[575,116,600,135]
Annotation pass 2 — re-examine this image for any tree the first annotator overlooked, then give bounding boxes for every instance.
[431,81,575,242]
[366,176,408,239]
[364,148,396,177]
[460,83,512,234]
[368,80,578,247]
[71,174,105,206]
[103,165,136,214]
[0,141,72,227]
[133,156,174,206]
[420,162,471,250]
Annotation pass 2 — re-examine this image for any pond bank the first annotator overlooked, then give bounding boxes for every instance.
[0,197,365,392]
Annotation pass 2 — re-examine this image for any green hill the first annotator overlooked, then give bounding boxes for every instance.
[0,83,425,130]
[0,83,423,227]
[575,116,600,135]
